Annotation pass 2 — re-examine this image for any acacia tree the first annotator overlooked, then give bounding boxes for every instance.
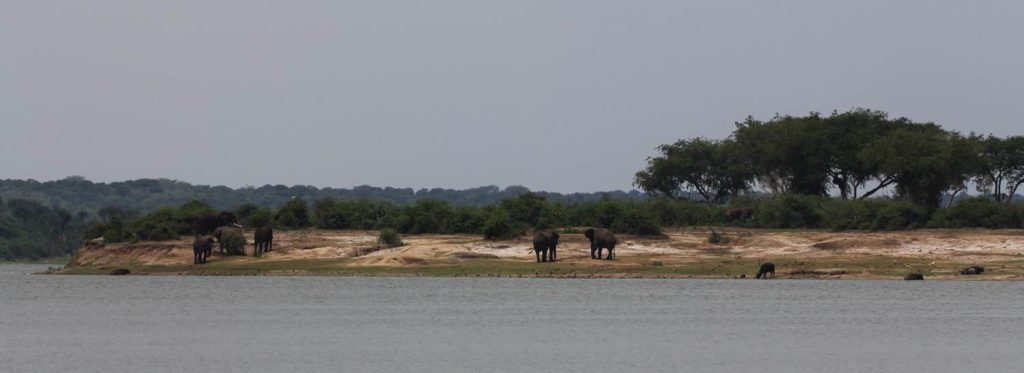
[634,138,752,203]
[976,135,1024,203]
[821,109,901,199]
[733,114,831,196]
[860,125,976,210]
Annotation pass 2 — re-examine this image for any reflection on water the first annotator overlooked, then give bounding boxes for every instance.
[2,264,1023,372]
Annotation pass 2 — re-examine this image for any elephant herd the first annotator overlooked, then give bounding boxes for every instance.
[530,228,619,263]
[191,212,273,264]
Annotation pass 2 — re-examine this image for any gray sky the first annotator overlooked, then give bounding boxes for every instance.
[2,1,1021,193]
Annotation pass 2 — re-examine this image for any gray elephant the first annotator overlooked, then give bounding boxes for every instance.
[193,235,214,264]
[213,226,246,255]
[254,226,273,256]
[584,228,617,260]
[531,231,560,263]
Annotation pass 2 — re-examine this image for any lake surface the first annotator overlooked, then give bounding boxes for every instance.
[2,264,1023,372]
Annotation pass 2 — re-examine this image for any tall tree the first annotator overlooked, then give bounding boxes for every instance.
[733,114,831,196]
[976,135,1024,203]
[634,138,752,203]
[860,124,974,210]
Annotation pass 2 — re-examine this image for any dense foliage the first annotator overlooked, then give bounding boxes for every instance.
[636,109,1024,210]
[0,177,644,219]
[0,198,86,260]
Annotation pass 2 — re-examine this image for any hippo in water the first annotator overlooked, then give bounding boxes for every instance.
[960,266,984,275]
[904,273,924,280]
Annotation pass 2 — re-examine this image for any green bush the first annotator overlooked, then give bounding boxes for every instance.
[221,233,246,255]
[610,206,662,236]
[482,210,525,240]
[378,228,404,248]
[871,200,929,230]
[276,199,310,229]
[753,195,824,229]
[708,230,725,244]
[929,198,1024,228]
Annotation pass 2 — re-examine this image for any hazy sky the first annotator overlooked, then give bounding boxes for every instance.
[2,1,1021,192]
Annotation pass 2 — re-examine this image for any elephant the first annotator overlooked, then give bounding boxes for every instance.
[756,263,775,279]
[904,273,924,280]
[584,228,617,260]
[108,268,130,276]
[212,226,246,255]
[254,227,273,256]
[196,211,241,235]
[725,207,754,222]
[193,235,214,264]
[960,266,985,275]
[531,230,560,263]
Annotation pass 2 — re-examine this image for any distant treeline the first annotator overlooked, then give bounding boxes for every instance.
[0,177,644,218]
[84,193,664,244]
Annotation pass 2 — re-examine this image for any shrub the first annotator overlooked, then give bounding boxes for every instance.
[929,198,1024,229]
[221,233,246,255]
[275,199,310,229]
[753,195,824,229]
[823,199,884,231]
[708,229,725,244]
[378,228,404,248]
[871,200,929,230]
[610,206,662,236]
[482,210,525,240]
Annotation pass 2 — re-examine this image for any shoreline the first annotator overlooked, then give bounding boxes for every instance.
[51,228,1024,280]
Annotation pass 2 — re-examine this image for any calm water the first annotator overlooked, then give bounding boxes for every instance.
[2,264,1023,372]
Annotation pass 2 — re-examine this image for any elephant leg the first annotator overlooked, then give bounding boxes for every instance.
[535,250,541,263]
[591,246,597,259]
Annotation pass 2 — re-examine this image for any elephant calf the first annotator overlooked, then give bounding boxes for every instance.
[584,228,617,260]
[904,273,924,280]
[254,227,273,256]
[193,235,215,264]
[531,230,560,263]
[756,263,775,279]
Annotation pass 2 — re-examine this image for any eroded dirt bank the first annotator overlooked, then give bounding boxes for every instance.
[59,228,1024,279]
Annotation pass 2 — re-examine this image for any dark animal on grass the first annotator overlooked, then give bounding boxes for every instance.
[212,226,246,255]
[584,228,617,260]
[960,266,984,275]
[254,227,273,256]
[531,231,560,263]
[904,273,924,280]
[109,268,130,276]
[196,211,241,235]
[725,207,754,223]
[193,235,214,264]
[756,263,775,279]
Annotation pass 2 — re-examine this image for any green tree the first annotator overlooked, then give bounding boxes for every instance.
[634,138,752,203]
[976,135,1024,203]
[275,199,310,229]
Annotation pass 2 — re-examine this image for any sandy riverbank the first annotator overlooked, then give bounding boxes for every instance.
[55,228,1024,279]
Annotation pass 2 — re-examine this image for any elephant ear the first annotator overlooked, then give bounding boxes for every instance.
[584,228,594,241]
[551,231,559,241]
